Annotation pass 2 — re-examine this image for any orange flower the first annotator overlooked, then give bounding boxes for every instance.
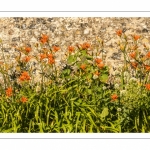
[80,42,90,50]
[19,71,31,81]
[133,35,140,41]
[6,87,13,97]
[94,71,100,76]
[95,58,102,64]
[80,64,86,70]
[48,58,55,64]
[47,53,53,59]
[21,97,28,103]
[97,63,104,69]
[23,56,31,62]
[25,47,31,53]
[42,34,48,40]
[40,53,47,60]
[40,34,49,44]
[131,62,138,69]
[111,94,118,101]
[40,38,47,44]
[53,46,60,52]
[146,52,150,58]
[68,46,75,53]
[144,65,150,71]
[116,30,122,37]
[47,53,55,64]
[129,52,136,59]
[145,84,150,91]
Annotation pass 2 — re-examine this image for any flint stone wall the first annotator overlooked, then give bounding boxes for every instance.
[0,17,150,77]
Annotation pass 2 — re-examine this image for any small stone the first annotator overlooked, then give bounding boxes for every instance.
[41,20,47,24]
[142,28,148,33]
[76,30,81,35]
[12,37,20,42]
[8,29,14,35]
[80,23,88,28]
[36,18,41,24]
[13,18,20,22]
[111,52,121,60]
[15,24,21,28]
[47,18,53,22]
[142,38,149,43]
[50,25,56,32]
[84,28,90,34]
[41,25,48,30]
[28,23,36,29]
[27,31,33,37]
[21,24,27,30]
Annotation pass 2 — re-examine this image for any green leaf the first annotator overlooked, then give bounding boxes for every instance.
[70,97,78,101]
[82,120,86,133]
[39,120,44,133]
[55,111,59,125]
[74,99,82,106]
[80,50,87,56]
[101,107,109,118]
[62,69,71,76]
[71,100,74,116]
[100,73,108,83]
[87,89,92,95]
[2,128,14,133]
[35,105,39,122]
[86,55,93,60]
[67,55,76,64]
[89,124,94,133]
[75,112,81,132]
[46,111,50,126]
[87,107,97,117]
[87,113,97,127]
[87,73,92,79]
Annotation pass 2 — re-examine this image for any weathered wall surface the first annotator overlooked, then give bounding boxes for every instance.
[0,17,150,72]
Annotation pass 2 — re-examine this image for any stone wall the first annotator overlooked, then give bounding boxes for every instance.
[0,17,150,74]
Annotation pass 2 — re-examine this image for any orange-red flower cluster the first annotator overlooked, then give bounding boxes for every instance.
[19,71,31,81]
[68,46,75,53]
[95,58,102,64]
[23,56,31,63]
[95,58,104,69]
[131,62,138,69]
[25,47,32,53]
[21,97,28,103]
[6,87,13,97]
[144,65,150,71]
[80,64,86,71]
[94,71,100,76]
[97,63,104,69]
[80,42,90,50]
[133,35,140,41]
[111,94,118,102]
[145,84,150,91]
[116,30,122,37]
[47,53,55,64]
[39,53,47,61]
[146,52,150,58]
[40,34,49,44]
[53,46,60,52]
[129,52,136,59]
